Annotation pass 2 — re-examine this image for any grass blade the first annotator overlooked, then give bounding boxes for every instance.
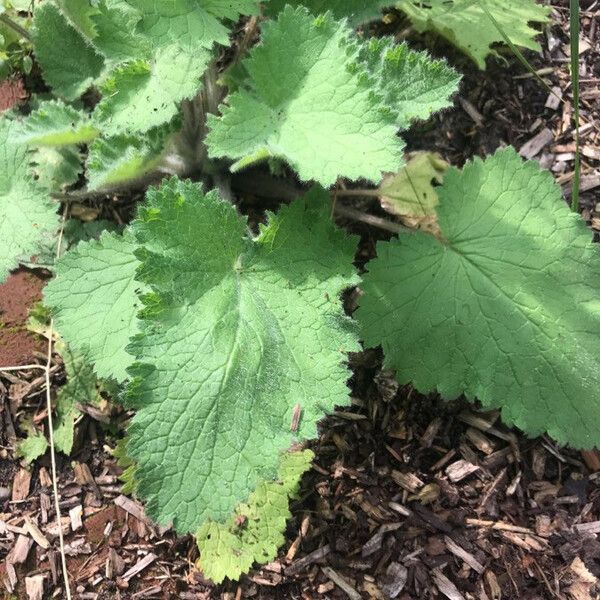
[569,0,580,212]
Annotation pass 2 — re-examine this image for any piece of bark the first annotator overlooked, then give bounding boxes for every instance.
[7,534,33,564]
[380,562,408,599]
[286,545,330,576]
[24,517,50,549]
[122,552,157,582]
[446,460,480,483]
[69,505,83,531]
[519,128,554,159]
[444,536,485,574]
[432,568,466,600]
[12,468,32,502]
[321,567,362,600]
[25,575,44,600]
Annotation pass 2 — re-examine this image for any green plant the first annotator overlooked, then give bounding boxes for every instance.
[0,0,598,585]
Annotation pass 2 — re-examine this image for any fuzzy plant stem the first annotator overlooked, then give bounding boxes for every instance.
[569,0,581,212]
[0,13,31,41]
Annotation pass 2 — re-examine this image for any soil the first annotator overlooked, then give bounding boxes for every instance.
[1,1,600,599]
[0,269,47,367]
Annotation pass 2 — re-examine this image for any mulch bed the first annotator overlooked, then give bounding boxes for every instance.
[1,1,599,599]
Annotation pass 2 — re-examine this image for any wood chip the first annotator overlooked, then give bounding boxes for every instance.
[69,505,83,531]
[321,566,362,600]
[12,468,32,502]
[286,544,330,576]
[25,575,44,600]
[122,552,157,582]
[574,521,600,535]
[24,516,50,549]
[519,127,554,159]
[444,536,485,574]
[545,86,563,110]
[380,562,408,599]
[432,568,466,600]
[391,470,424,493]
[446,460,480,483]
[114,494,149,524]
[7,534,33,564]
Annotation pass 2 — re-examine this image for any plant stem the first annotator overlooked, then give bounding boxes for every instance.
[569,0,581,212]
[334,204,409,234]
[0,13,31,41]
[334,188,381,198]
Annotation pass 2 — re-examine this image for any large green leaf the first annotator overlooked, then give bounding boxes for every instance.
[357,148,600,448]
[32,2,104,100]
[0,119,58,282]
[197,450,314,583]
[125,178,359,532]
[44,230,143,382]
[266,0,391,26]
[207,7,402,186]
[397,0,550,69]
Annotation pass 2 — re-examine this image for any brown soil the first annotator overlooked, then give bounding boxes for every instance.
[0,269,47,367]
[0,77,26,113]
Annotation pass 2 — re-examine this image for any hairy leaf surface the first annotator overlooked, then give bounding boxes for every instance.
[357,148,600,448]
[397,0,549,69]
[45,230,143,382]
[33,2,104,100]
[266,0,391,25]
[125,178,359,532]
[16,100,98,146]
[207,7,402,186]
[0,119,58,282]
[358,39,460,128]
[197,450,314,583]
[94,47,211,136]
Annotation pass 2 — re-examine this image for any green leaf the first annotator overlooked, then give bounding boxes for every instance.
[357,148,600,448]
[94,46,211,136]
[30,146,83,191]
[207,7,403,187]
[56,0,100,40]
[44,230,143,382]
[114,437,138,495]
[266,0,391,26]
[90,1,150,63]
[32,2,104,100]
[53,341,100,455]
[379,151,448,218]
[357,38,460,129]
[123,0,230,52]
[125,178,359,532]
[86,131,167,190]
[0,118,59,282]
[203,0,260,20]
[197,450,314,583]
[16,100,99,146]
[17,428,48,463]
[397,0,550,69]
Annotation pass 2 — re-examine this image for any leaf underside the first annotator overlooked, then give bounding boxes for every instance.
[357,148,600,448]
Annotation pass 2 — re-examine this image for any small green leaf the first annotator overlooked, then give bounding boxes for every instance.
[357,39,460,129]
[17,427,48,463]
[30,145,83,191]
[53,341,100,455]
[16,100,98,146]
[44,230,144,382]
[357,148,600,448]
[197,450,314,583]
[32,2,104,100]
